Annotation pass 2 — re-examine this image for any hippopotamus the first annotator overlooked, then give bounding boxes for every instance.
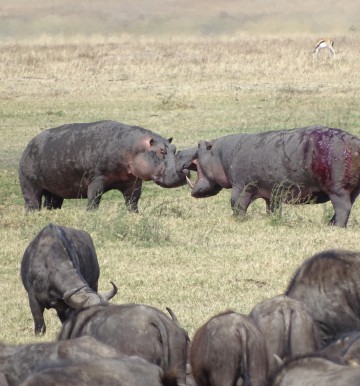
[19,120,187,211]
[179,126,360,227]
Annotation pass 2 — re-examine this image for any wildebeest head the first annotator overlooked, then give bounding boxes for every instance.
[63,282,118,309]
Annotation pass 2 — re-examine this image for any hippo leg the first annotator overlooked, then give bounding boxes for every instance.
[231,186,253,217]
[28,296,46,335]
[328,191,352,227]
[266,197,283,215]
[22,186,43,211]
[86,176,106,210]
[44,191,64,209]
[120,179,142,213]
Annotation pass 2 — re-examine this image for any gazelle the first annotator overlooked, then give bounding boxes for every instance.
[313,38,335,57]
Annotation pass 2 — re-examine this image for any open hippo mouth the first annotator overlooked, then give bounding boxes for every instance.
[187,159,222,197]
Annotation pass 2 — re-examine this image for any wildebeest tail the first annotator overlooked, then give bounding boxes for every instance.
[161,370,179,386]
[281,304,292,358]
[237,326,251,386]
[151,319,170,372]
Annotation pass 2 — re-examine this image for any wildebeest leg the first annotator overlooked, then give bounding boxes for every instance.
[44,191,64,209]
[56,306,68,324]
[87,177,106,210]
[210,371,238,386]
[328,191,352,227]
[29,297,46,335]
[231,186,252,218]
[120,179,142,212]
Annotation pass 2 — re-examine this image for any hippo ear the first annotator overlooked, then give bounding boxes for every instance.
[168,137,173,143]
[198,141,212,151]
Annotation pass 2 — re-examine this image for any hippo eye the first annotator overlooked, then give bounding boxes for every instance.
[160,148,166,157]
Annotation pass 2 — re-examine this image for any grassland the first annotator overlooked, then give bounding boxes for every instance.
[1,16,360,346]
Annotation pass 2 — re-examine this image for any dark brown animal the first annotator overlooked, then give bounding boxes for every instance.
[0,336,124,386]
[319,330,360,365]
[249,295,321,372]
[19,120,188,211]
[179,126,360,226]
[21,223,117,335]
[18,356,179,386]
[286,250,360,345]
[58,304,189,385]
[266,354,360,386]
[190,310,268,386]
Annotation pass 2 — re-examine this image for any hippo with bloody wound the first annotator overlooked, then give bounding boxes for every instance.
[19,120,188,211]
[180,126,360,227]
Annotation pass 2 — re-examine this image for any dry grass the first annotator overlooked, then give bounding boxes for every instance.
[1,29,360,346]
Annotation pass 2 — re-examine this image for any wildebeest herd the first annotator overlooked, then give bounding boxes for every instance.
[5,120,360,385]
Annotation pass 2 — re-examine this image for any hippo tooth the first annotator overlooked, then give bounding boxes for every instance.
[186,176,194,189]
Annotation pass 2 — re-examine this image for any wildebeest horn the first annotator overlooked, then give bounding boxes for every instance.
[166,307,180,325]
[102,281,118,301]
[186,176,194,189]
[63,285,88,308]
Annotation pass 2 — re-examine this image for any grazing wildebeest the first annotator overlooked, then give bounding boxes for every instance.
[190,310,268,386]
[249,295,321,372]
[319,330,360,365]
[58,304,189,385]
[265,354,360,386]
[21,223,117,335]
[0,336,124,386]
[19,120,188,211]
[180,126,360,226]
[18,356,179,386]
[286,249,360,345]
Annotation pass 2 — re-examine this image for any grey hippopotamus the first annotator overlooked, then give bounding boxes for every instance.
[179,126,360,227]
[19,120,187,211]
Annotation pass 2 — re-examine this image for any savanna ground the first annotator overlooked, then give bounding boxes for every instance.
[1,0,360,345]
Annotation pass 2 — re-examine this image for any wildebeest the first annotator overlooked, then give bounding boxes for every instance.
[249,295,321,372]
[0,336,124,386]
[319,330,360,365]
[18,356,179,386]
[265,354,360,386]
[58,304,189,385]
[190,310,268,386]
[21,223,117,335]
[286,249,360,345]
[179,126,360,226]
[19,120,188,211]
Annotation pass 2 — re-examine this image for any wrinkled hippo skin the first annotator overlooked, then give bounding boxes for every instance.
[184,126,360,227]
[19,120,187,211]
